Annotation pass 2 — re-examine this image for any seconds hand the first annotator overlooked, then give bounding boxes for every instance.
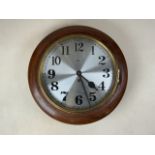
[77,71,91,107]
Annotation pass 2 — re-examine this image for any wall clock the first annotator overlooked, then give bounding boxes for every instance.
[28,26,128,124]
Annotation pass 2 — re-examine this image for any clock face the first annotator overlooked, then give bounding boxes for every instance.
[28,26,127,124]
[39,35,118,111]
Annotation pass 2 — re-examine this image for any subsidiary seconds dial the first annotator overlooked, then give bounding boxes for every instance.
[28,26,128,124]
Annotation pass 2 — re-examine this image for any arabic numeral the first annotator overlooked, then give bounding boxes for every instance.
[91,46,95,55]
[99,56,106,65]
[98,81,105,91]
[75,95,83,105]
[52,56,61,65]
[61,45,69,55]
[75,42,84,52]
[47,69,55,79]
[102,68,110,78]
[61,91,68,101]
[89,92,96,101]
[51,81,59,91]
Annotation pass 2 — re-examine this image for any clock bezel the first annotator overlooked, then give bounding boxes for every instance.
[38,34,119,113]
[28,26,128,124]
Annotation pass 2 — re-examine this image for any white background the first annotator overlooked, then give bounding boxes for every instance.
[0,19,155,134]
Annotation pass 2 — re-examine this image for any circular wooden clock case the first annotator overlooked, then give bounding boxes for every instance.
[28,26,128,124]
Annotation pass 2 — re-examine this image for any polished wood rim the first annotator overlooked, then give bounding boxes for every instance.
[28,26,128,124]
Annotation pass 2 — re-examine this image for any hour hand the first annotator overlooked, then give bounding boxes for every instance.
[76,71,98,90]
[87,81,97,90]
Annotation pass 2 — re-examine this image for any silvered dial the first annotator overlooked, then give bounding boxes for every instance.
[40,35,117,111]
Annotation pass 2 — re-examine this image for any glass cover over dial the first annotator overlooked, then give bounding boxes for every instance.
[39,35,118,111]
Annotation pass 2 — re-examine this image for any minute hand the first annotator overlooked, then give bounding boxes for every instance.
[78,76,91,107]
